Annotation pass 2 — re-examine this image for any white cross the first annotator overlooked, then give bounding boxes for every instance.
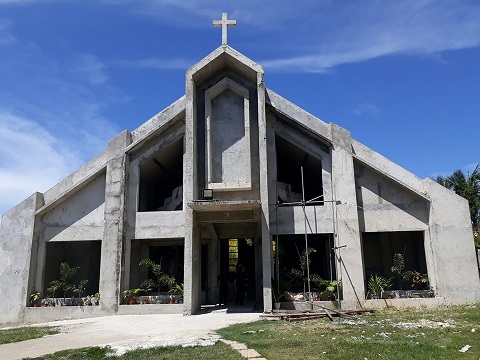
[213,13,236,45]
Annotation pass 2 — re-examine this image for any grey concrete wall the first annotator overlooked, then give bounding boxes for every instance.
[258,71,273,312]
[41,174,106,242]
[354,163,429,232]
[207,83,251,189]
[424,178,480,304]
[183,66,199,315]
[329,124,365,307]
[135,212,185,239]
[0,193,43,324]
[98,130,131,313]
[274,207,334,234]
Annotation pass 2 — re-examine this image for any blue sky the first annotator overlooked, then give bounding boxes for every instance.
[1,0,479,214]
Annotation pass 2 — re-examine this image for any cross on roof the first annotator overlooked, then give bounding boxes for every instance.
[213,13,236,45]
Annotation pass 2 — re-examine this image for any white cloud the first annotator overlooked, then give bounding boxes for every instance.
[261,1,480,72]
[71,54,108,85]
[0,112,83,214]
[354,103,380,117]
[102,1,480,73]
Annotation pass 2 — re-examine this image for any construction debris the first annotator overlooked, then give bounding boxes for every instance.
[260,308,375,322]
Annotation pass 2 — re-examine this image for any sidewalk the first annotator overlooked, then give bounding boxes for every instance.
[1,306,261,360]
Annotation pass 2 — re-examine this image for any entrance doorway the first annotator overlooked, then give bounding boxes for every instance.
[220,238,256,302]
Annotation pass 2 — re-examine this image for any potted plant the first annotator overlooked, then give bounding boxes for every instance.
[122,288,144,304]
[48,262,79,305]
[30,291,42,307]
[408,270,429,290]
[85,295,93,306]
[46,281,61,306]
[310,275,341,301]
[273,292,286,310]
[139,258,176,296]
[93,292,100,305]
[73,279,88,306]
[367,274,392,299]
[85,293,100,306]
[169,282,184,304]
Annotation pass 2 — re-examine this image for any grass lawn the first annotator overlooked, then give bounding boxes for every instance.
[0,327,58,345]
[218,304,480,360]
[3,305,479,359]
[24,342,243,359]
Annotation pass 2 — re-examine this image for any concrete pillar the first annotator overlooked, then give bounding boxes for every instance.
[183,71,201,315]
[99,130,131,312]
[329,124,365,308]
[0,192,44,324]
[257,72,273,312]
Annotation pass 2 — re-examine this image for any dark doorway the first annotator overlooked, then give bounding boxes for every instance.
[220,238,256,302]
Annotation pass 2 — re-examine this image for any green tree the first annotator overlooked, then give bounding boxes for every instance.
[436,163,480,228]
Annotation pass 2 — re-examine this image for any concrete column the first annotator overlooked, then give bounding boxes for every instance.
[257,72,273,312]
[329,124,365,308]
[183,72,200,315]
[99,130,131,312]
[0,192,44,324]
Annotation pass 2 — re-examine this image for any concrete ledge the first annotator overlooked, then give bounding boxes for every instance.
[24,306,105,324]
[117,304,184,315]
[364,297,445,309]
[275,301,340,311]
[23,304,184,324]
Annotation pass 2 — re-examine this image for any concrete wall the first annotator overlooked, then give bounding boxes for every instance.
[206,79,252,190]
[0,193,43,324]
[41,174,106,242]
[424,178,480,303]
[135,212,185,239]
[354,162,429,232]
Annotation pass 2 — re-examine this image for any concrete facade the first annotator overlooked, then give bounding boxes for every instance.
[1,42,480,325]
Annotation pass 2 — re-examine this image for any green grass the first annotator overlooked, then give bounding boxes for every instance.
[217,304,480,360]
[0,326,58,345]
[25,342,243,360]
[4,305,480,359]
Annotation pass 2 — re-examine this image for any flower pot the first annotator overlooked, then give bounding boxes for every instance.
[33,304,40,307]
[169,299,175,304]
[128,298,138,305]
[142,299,149,304]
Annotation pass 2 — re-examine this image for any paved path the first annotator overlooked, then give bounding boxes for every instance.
[1,308,263,360]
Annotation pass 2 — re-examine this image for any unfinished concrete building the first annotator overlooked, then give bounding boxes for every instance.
[1,16,480,325]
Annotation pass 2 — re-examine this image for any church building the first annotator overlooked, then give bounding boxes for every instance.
[1,14,479,325]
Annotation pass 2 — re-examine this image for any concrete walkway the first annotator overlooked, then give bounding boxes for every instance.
[1,307,264,360]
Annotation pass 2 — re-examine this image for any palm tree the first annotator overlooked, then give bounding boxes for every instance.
[436,164,480,228]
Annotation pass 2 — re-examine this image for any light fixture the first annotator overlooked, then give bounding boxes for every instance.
[202,188,213,200]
